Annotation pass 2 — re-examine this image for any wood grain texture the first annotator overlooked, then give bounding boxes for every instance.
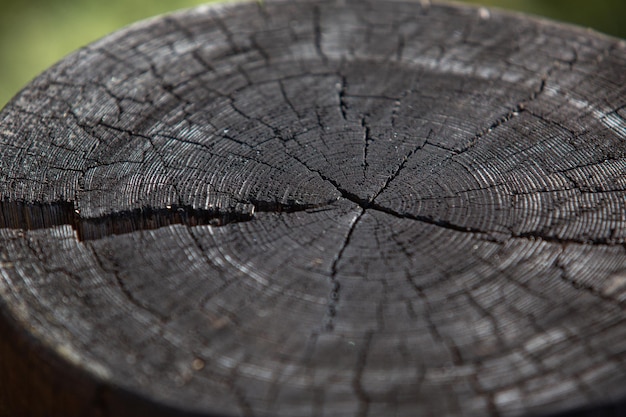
[1,0,625,416]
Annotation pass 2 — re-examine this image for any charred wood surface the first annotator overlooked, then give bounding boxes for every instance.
[0,1,625,416]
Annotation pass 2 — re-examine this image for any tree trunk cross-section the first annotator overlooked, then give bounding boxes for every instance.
[0,0,625,416]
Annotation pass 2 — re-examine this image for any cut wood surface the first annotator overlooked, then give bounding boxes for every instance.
[1,0,625,416]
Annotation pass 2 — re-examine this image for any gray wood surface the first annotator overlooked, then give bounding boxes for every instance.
[1,0,625,416]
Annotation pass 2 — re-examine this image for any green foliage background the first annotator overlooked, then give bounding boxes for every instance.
[0,0,624,108]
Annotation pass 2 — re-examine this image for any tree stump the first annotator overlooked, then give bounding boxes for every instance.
[1,0,625,416]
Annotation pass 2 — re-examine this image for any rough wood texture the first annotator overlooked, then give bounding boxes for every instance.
[1,0,625,416]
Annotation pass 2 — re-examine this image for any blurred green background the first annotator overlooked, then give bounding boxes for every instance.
[0,0,624,108]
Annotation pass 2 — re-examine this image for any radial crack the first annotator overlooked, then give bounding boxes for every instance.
[555,251,625,308]
[0,198,331,242]
[455,67,554,155]
[325,208,364,331]
[339,75,349,121]
[371,135,427,203]
[361,117,371,178]
[280,144,625,246]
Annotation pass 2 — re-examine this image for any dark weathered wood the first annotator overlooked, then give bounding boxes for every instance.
[1,0,625,416]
